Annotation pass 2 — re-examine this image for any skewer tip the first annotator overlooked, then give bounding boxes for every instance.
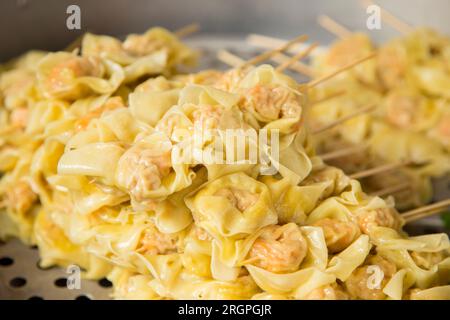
[175,23,201,38]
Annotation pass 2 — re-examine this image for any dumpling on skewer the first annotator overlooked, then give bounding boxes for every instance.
[308,23,450,210]
[0,27,198,244]
[82,27,198,83]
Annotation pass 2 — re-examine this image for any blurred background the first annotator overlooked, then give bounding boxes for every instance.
[0,0,449,61]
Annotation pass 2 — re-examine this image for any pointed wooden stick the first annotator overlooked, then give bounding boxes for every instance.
[318,15,352,39]
[370,181,411,197]
[310,89,346,105]
[241,34,308,68]
[318,144,367,161]
[312,103,376,134]
[247,34,319,55]
[404,207,448,223]
[271,53,314,76]
[247,34,285,48]
[276,42,318,72]
[217,50,244,67]
[360,0,413,35]
[246,34,315,76]
[402,199,450,222]
[217,48,313,77]
[174,23,201,38]
[308,52,377,88]
[350,160,412,179]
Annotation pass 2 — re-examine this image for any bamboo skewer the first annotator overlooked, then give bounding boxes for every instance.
[404,207,447,223]
[402,199,450,223]
[240,34,308,68]
[246,34,315,76]
[270,54,314,76]
[360,0,413,35]
[370,182,411,197]
[217,46,314,77]
[310,89,346,105]
[350,160,412,180]
[247,34,286,49]
[247,34,318,55]
[248,33,376,84]
[174,23,200,38]
[312,104,376,134]
[276,42,318,72]
[318,144,367,161]
[403,199,450,218]
[217,50,244,67]
[308,52,377,88]
[318,15,352,39]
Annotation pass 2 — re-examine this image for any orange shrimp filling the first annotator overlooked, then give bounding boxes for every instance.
[75,97,124,131]
[117,144,172,202]
[356,207,402,235]
[214,187,258,212]
[312,218,360,253]
[247,224,307,273]
[194,226,213,242]
[377,44,407,88]
[5,180,37,214]
[242,84,301,121]
[436,115,450,140]
[386,93,422,129]
[326,35,371,68]
[10,107,29,128]
[345,256,397,300]
[45,56,103,93]
[137,225,178,255]
[192,105,223,130]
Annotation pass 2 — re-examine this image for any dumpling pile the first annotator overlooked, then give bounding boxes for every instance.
[0,28,449,300]
[310,28,450,209]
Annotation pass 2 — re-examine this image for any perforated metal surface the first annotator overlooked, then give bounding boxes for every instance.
[0,37,448,300]
[0,239,112,300]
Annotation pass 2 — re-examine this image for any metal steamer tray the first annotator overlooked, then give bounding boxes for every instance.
[1,35,449,299]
